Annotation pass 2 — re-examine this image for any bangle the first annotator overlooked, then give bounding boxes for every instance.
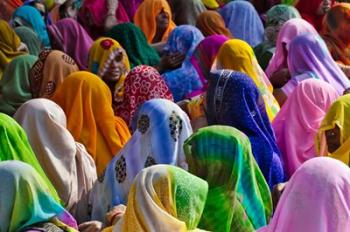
[106,13,116,17]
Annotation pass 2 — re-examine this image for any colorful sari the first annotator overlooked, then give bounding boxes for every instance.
[0,0,22,21]
[184,125,272,232]
[14,26,42,56]
[196,10,233,38]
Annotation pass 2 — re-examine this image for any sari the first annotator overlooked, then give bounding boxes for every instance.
[14,27,42,56]
[119,0,143,19]
[113,165,208,231]
[216,39,280,121]
[184,125,272,232]
[272,79,339,178]
[106,23,160,68]
[167,0,206,26]
[30,49,79,98]
[219,1,264,47]
[91,99,192,222]
[207,70,285,189]
[162,25,204,102]
[0,161,77,232]
[48,18,93,70]
[196,11,233,38]
[257,157,350,232]
[0,0,22,21]
[134,0,176,43]
[14,99,97,223]
[51,71,131,175]
[116,65,173,128]
[0,55,37,116]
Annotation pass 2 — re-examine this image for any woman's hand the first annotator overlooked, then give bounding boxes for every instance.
[79,221,103,232]
[269,68,291,89]
[158,52,186,73]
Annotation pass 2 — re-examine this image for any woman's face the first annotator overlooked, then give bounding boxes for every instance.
[102,52,124,83]
[317,0,332,16]
[156,9,169,30]
[63,0,78,19]
[325,124,341,153]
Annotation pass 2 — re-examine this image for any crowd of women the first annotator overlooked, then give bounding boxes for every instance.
[2,0,350,231]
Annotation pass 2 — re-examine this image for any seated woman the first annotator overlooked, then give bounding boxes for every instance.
[91,99,192,223]
[184,126,273,232]
[272,79,339,178]
[196,10,233,38]
[206,70,285,189]
[14,26,42,56]
[0,161,78,231]
[257,157,350,232]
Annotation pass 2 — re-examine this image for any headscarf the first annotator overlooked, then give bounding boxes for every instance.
[167,0,206,26]
[257,157,350,232]
[216,39,280,121]
[14,99,97,223]
[0,113,60,202]
[0,55,37,116]
[113,165,208,231]
[91,99,192,222]
[12,6,50,47]
[51,71,131,175]
[14,26,42,56]
[106,23,160,68]
[0,20,24,80]
[219,1,264,47]
[0,161,78,232]
[48,18,93,70]
[184,125,272,231]
[321,3,350,65]
[116,65,174,128]
[196,10,233,38]
[272,79,339,178]
[189,35,229,92]
[30,49,79,99]
[134,0,176,43]
[0,0,22,21]
[201,0,219,9]
[316,94,350,165]
[207,70,285,189]
[265,18,318,78]
[287,33,350,95]
[162,25,204,101]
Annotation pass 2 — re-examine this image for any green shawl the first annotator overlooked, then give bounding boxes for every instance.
[14,26,42,56]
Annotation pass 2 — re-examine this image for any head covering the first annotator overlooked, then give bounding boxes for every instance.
[265,18,318,77]
[0,54,37,116]
[272,79,339,178]
[257,157,350,232]
[0,0,22,21]
[134,0,176,43]
[219,1,264,47]
[162,25,204,101]
[12,6,50,47]
[119,0,143,19]
[207,70,285,189]
[112,165,208,231]
[0,161,78,232]
[184,125,272,231]
[196,10,233,38]
[288,33,350,95]
[51,71,131,175]
[201,0,219,9]
[216,39,280,121]
[106,23,160,68]
[189,35,229,91]
[91,99,192,222]
[14,26,42,56]
[14,99,97,223]
[0,20,25,80]
[167,0,206,25]
[116,65,174,127]
[48,18,93,70]
[0,113,60,202]
[316,94,350,165]
[30,49,79,99]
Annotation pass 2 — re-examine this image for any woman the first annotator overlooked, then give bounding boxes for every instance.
[134,0,176,44]
[52,71,131,175]
[167,0,206,26]
[216,39,280,121]
[14,99,97,223]
[30,49,79,98]
[106,23,160,68]
[207,70,285,189]
[0,55,37,116]
[48,18,93,70]
[219,1,264,47]
[88,37,130,106]
[254,5,300,70]
[184,126,273,231]
[272,79,339,178]
[196,10,233,38]
[0,161,78,231]
[257,157,350,232]
[91,99,192,222]
[162,25,204,102]
[116,65,173,128]
[316,94,350,165]
[14,26,42,56]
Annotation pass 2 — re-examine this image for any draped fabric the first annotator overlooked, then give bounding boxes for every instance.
[167,0,206,26]
[196,11,233,38]
[14,26,42,56]
[119,0,143,19]
[0,0,22,21]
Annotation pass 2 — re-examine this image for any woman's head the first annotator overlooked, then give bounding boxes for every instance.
[324,3,350,45]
